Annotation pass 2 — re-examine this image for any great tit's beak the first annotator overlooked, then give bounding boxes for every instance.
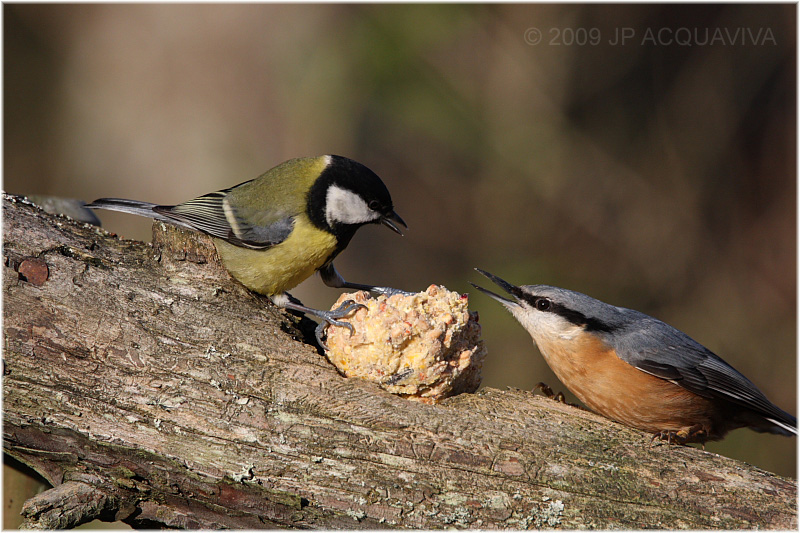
[380,211,407,236]
[470,268,522,307]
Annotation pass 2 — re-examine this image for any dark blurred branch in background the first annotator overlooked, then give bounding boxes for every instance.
[3,195,796,529]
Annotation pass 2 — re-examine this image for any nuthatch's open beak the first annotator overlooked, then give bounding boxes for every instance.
[470,268,523,307]
[380,211,407,236]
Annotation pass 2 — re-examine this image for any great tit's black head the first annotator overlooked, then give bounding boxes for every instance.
[471,268,621,339]
[308,155,406,238]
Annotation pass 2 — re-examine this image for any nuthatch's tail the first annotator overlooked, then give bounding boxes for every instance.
[85,198,192,230]
[755,410,797,437]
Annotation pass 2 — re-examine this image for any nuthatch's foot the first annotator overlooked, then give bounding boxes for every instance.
[650,424,708,449]
[534,382,567,404]
[314,300,366,349]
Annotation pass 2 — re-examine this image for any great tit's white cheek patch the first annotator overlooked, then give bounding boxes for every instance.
[325,185,380,226]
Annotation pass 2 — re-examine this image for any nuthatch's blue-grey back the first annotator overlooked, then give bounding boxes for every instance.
[471,269,796,444]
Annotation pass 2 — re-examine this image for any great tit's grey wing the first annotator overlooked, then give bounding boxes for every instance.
[609,316,795,429]
[155,192,232,239]
[154,189,294,250]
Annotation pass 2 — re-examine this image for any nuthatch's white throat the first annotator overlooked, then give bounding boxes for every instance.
[471,268,796,444]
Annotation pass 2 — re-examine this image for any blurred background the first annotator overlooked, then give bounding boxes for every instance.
[4,4,796,521]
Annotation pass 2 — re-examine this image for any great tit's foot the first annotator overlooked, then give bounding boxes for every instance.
[533,382,567,404]
[382,368,414,386]
[331,277,412,297]
[368,286,414,298]
[276,293,365,349]
[313,299,366,349]
[649,424,707,448]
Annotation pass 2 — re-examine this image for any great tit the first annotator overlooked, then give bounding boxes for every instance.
[86,155,407,343]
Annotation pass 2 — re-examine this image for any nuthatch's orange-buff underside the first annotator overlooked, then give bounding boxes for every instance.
[471,269,796,444]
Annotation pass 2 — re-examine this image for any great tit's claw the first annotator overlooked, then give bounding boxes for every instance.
[314,300,366,349]
[383,368,414,386]
[369,286,414,297]
[334,300,367,317]
[315,322,329,350]
[336,280,412,297]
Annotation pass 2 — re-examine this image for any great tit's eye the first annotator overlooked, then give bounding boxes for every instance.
[368,200,380,211]
[535,298,551,312]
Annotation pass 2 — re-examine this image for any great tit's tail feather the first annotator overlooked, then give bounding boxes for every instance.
[86,198,161,218]
[85,198,193,229]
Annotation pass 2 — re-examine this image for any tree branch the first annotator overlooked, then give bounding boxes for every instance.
[3,194,796,529]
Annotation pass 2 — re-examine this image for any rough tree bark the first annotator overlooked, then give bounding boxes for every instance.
[3,194,797,529]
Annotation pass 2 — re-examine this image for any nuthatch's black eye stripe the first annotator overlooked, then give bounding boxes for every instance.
[520,293,615,333]
[507,285,529,302]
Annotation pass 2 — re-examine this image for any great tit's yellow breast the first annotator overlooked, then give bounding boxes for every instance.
[213,216,338,296]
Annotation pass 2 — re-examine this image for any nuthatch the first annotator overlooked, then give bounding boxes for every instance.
[471,269,797,444]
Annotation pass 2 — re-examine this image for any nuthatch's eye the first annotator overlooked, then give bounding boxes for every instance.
[535,298,551,311]
[368,200,380,211]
